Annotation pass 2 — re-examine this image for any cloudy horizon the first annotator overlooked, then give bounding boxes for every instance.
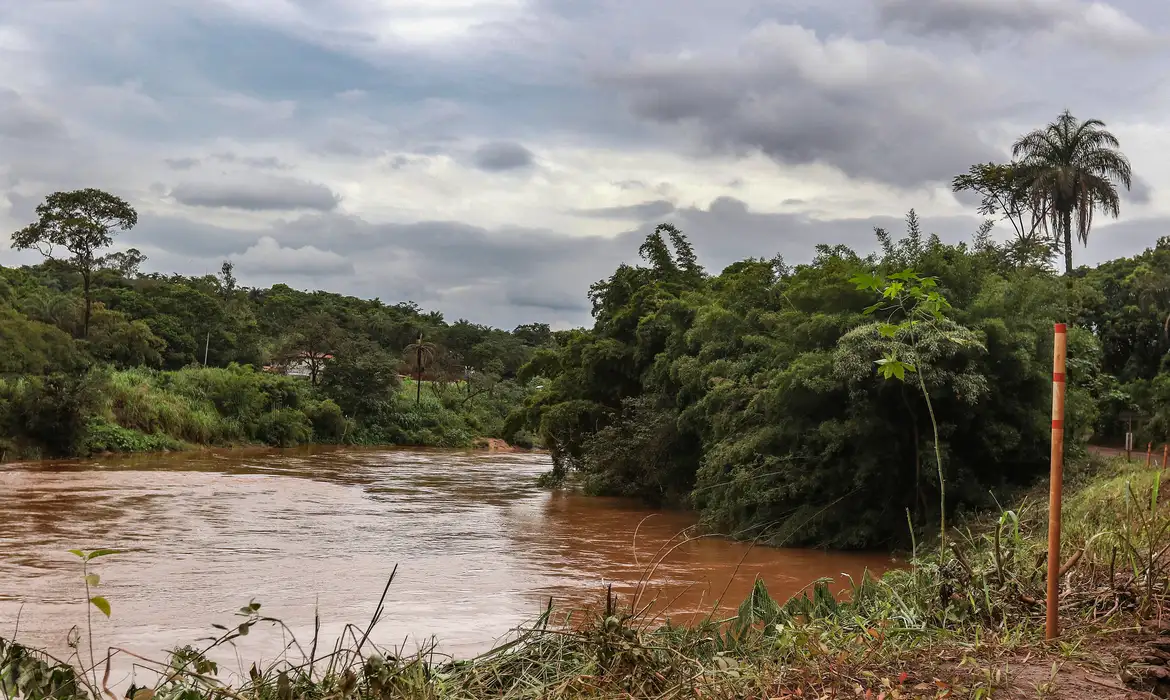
[2,0,1168,330]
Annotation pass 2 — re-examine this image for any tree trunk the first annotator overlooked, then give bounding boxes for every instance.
[1062,208,1074,275]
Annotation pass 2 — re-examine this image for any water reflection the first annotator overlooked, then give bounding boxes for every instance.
[0,447,894,686]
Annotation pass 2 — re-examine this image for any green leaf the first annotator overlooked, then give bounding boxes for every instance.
[89,596,111,618]
[84,574,100,587]
[68,549,86,559]
[878,323,900,338]
[238,623,250,636]
[85,549,121,561]
[849,272,881,291]
[862,302,883,316]
[889,270,917,281]
[132,688,155,700]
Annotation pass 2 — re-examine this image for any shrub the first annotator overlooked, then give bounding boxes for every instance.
[83,420,184,454]
[255,408,313,447]
[307,399,348,442]
[2,373,102,457]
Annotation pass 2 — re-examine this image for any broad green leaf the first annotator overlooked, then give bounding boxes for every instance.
[89,596,111,617]
[68,549,85,559]
[84,574,100,587]
[133,688,155,700]
[862,302,883,316]
[238,622,250,636]
[85,549,121,561]
[878,323,900,338]
[849,273,881,291]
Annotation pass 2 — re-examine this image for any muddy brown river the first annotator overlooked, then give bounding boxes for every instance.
[0,447,894,687]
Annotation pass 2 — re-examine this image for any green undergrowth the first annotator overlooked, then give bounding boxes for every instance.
[3,457,1166,699]
[0,366,534,461]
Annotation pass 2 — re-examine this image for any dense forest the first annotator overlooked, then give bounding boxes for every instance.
[504,111,1170,549]
[4,110,1165,552]
[0,193,552,459]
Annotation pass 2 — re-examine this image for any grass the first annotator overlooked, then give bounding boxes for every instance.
[3,456,1167,699]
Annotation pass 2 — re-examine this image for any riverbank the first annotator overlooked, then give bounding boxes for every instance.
[3,454,1167,699]
[0,365,539,463]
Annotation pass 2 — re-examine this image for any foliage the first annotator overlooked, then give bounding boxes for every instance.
[1011,109,1133,275]
[512,215,1090,548]
[10,188,139,338]
[2,188,549,458]
[255,408,314,448]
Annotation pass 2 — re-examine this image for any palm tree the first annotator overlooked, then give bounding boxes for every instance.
[1012,110,1132,275]
[404,333,437,406]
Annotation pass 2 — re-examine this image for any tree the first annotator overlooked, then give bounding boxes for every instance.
[281,312,342,384]
[100,248,147,277]
[849,270,985,547]
[1011,110,1132,275]
[11,189,139,338]
[513,322,553,348]
[322,338,401,419]
[952,162,1052,252]
[403,332,438,405]
[219,261,237,298]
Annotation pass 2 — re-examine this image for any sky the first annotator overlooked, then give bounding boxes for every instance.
[2,0,1169,330]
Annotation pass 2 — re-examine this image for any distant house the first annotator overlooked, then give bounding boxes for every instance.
[263,352,333,380]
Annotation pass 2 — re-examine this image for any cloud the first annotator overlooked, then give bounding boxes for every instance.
[165,157,200,171]
[875,0,1154,51]
[230,236,355,277]
[602,22,1002,187]
[1125,175,1154,205]
[472,141,535,172]
[3,0,1170,329]
[0,88,64,140]
[169,177,341,212]
[574,199,676,220]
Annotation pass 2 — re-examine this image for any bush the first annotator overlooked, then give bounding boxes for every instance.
[2,373,102,457]
[83,420,184,454]
[307,399,348,442]
[255,408,313,447]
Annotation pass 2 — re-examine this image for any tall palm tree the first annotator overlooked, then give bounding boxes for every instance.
[404,333,437,406]
[1012,110,1132,275]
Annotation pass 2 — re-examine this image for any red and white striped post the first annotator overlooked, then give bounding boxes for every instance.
[1046,323,1067,641]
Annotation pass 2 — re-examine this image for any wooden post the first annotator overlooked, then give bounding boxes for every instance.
[1164,444,1169,472]
[1047,323,1067,641]
[1147,442,1153,468]
[1126,420,1134,461]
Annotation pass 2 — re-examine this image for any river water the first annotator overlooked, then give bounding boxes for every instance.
[0,447,893,686]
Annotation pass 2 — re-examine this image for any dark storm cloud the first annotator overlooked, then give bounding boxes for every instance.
[169,178,341,212]
[876,0,1069,38]
[472,141,535,172]
[601,22,1002,187]
[574,200,676,220]
[874,0,1154,51]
